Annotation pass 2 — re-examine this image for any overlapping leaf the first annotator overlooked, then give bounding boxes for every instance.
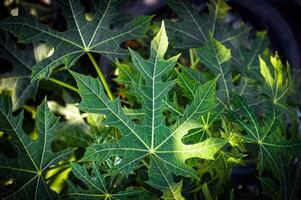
[165,0,231,48]
[0,33,38,110]
[0,0,152,80]
[114,61,143,105]
[147,157,184,200]
[260,156,301,200]
[71,22,226,198]
[0,96,71,199]
[228,96,301,177]
[176,65,208,101]
[197,36,232,103]
[66,162,151,200]
[228,32,269,104]
[196,33,268,104]
[166,0,269,105]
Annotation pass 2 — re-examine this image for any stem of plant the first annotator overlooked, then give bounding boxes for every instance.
[22,105,36,117]
[48,77,79,93]
[142,159,150,169]
[87,52,114,100]
[189,48,195,65]
[189,48,199,69]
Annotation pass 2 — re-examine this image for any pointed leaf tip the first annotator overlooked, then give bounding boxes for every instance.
[151,21,168,58]
[259,55,274,89]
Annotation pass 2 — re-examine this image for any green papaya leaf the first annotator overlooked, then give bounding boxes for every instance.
[66,162,150,199]
[0,0,152,80]
[165,0,231,48]
[0,96,71,199]
[259,53,294,111]
[71,22,226,198]
[176,65,207,101]
[229,96,301,177]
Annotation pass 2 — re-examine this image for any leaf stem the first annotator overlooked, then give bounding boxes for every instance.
[141,159,149,169]
[189,48,195,65]
[189,48,200,69]
[22,105,36,118]
[48,77,79,93]
[87,52,114,100]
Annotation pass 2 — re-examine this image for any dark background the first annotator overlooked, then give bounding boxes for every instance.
[2,0,301,69]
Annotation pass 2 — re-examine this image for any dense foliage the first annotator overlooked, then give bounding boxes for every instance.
[0,0,300,199]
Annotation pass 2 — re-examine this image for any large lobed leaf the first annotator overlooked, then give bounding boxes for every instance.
[71,22,226,198]
[0,96,71,199]
[0,0,152,80]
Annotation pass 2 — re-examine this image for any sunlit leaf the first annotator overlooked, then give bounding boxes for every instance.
[71,22,226,198]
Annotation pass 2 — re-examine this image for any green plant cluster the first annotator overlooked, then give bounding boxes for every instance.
[0,0,300,199]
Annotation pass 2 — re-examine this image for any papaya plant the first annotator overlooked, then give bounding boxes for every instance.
[0,0,300,199]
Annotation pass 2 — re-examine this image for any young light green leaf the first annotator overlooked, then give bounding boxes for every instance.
[0,96,71,199]
[0,0,152,80]
[258,53,293,110]
[71,22,226,198]
[259,55,275,89]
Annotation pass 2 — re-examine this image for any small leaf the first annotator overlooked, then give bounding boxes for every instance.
[259,55,275,89]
